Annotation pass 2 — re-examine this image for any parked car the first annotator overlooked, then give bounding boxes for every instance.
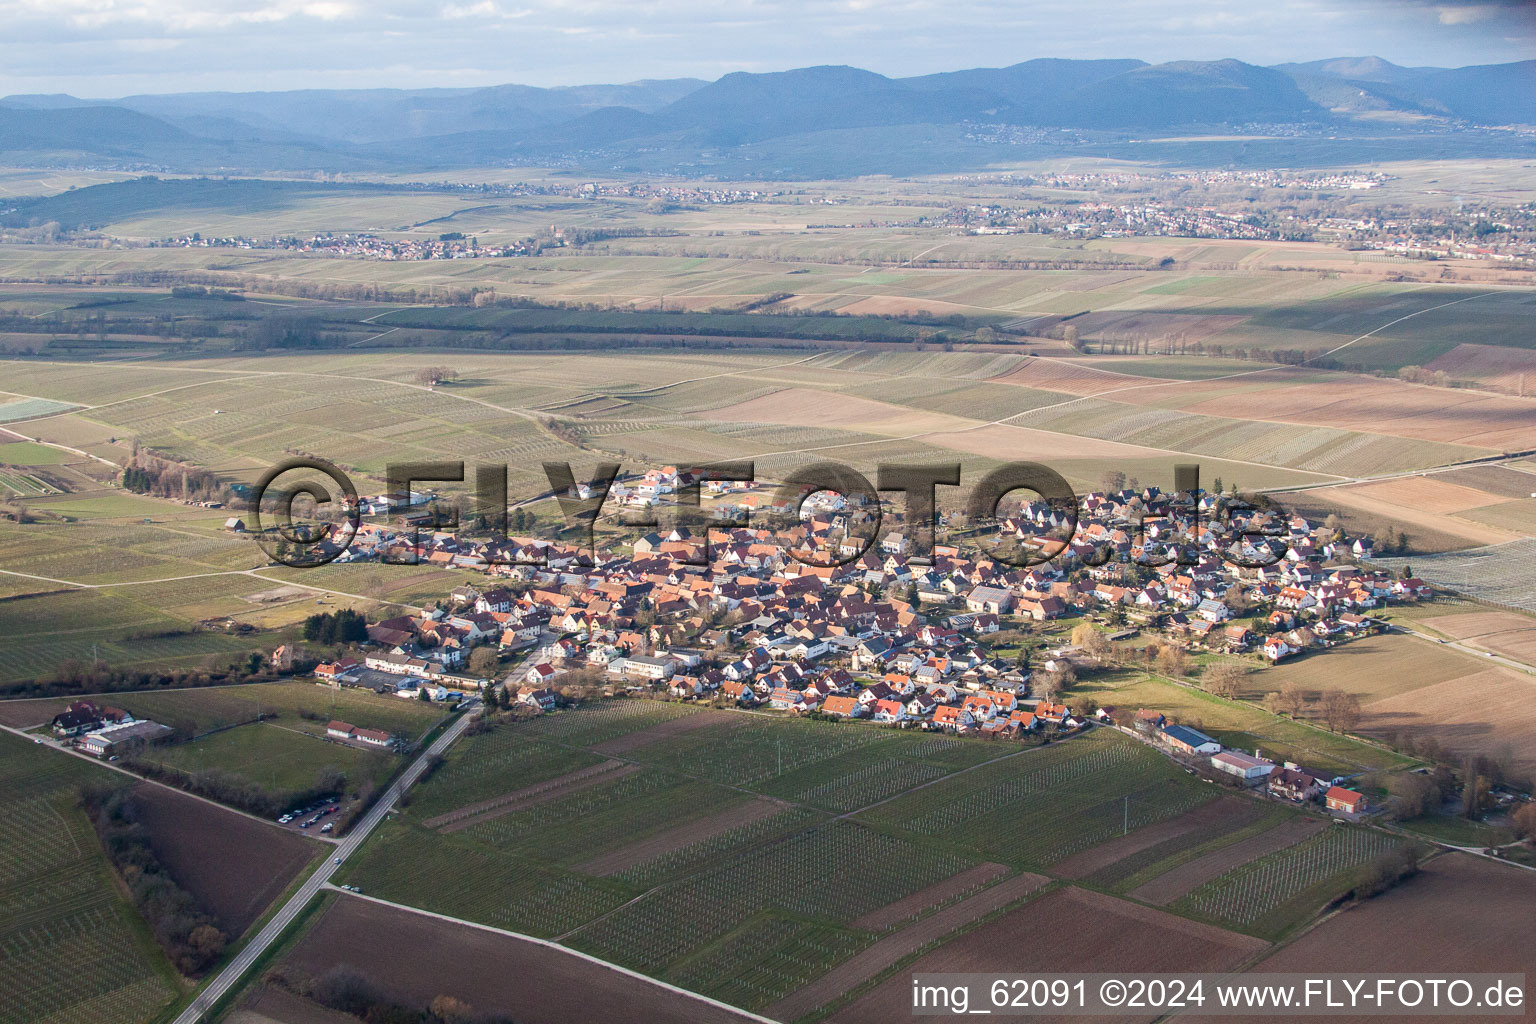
[278,815,293,824]
[321,822,334,833]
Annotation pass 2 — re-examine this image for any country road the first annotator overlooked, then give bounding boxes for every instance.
[171,636,553,1022]
[171,696,479,1023]
[1390,623,1536,677]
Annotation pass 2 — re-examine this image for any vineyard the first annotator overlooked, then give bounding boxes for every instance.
[620,713,895,785]
[340,826,633,938]
[569,819,972,976]
[0,733,176,1024]
[1179,826,1404,935]
[857,730,1217,867]
[511,698,703,747]
[669,915,871,1012]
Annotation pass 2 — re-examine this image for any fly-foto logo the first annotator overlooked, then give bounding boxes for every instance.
[247,457,1288,570]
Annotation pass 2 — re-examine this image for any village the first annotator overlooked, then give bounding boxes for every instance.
[234,468,1439,818]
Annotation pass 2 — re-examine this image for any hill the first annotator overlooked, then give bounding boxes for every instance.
[4,56,1535,177]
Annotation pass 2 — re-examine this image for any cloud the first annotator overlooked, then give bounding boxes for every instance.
[1435,3,1498,23]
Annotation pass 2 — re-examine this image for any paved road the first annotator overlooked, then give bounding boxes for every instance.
[172,699,480,1023]
[1391,623,1536,677]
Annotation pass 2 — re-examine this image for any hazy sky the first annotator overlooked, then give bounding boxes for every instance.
[2,0,1533,97]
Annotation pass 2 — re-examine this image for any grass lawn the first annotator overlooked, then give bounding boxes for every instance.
[1396,813,1516,848]
[1069,671,1414,775]
[140,720,396,795]
[0,441,68,465]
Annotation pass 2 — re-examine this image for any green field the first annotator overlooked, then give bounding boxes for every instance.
[0,441,67,465]
[338,707,1396,1016]
[0,732,179,1024]
[1066,672,1415,776]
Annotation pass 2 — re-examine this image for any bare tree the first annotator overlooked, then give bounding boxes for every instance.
[1273,680,1307,718]
[1205,662,1248,700]
[1319,688,1362,732]
[1155,645,1188,678]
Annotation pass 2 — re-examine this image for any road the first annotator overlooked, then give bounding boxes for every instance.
[171,698,480,1023]
[1390,623,1536,677]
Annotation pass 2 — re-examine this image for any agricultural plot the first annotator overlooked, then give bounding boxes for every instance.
[830,886,1268,1024]
[1224,854,1536,1023]
[1177,825,1405,937]
[0,733,178,1024]
[569,819,972,977]
[859,730,1219,868]
[1375,538,1536,614]
[260,893,762,1024]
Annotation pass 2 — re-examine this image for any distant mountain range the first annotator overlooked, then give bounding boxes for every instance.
[2,57,1532,177]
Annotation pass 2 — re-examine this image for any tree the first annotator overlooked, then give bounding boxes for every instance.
[429,995,476,1024]
[1513,802,1536,840]
[1274,679,1307,718]
[1100,470,1126,494]
[1071,623,1111,660]
[246,651,265,675]
[1205,662,1248,700]
[1319,689,1362,732]
[1386,772,1436,820]
[1462,758,1490,819]
[468,646,499,677]
[1154,645,1188,678]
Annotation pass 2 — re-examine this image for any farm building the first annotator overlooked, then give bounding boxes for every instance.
[79,719,172,757]
[1326,786,1367,814]
[1211,750,1276,783]
[326,720,394,748]
[1162,724,1221,755]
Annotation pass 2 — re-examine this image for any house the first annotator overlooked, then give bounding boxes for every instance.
[1325,786,1367,814]
[822,695,864,718]
[1133,709,1167,734]
[931,704,974,732]
[1262,638,1294,662]
[52,702,129,737]
[517,687,559,712]
[1210,750,1275,783]
[1161,724,1221,755]
[324,720,394,748]
[871,699,907,724]
[1268,767,1323,803]
[315,658,360,683]
[524,662,558,686]
[223,517,247,532]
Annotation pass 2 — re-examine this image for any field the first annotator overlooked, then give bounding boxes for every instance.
[1222,854,1536,1024]
[247,893,762,1024]
[0,732,179,1024]
[1065,672,1412,776]
[1175,825,1405,937]
[829,886,1268,1024]
[1374,539,1536,614]
[1416,609,1536,666]
[331,709,1388,1019]
[127,782,319,935]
